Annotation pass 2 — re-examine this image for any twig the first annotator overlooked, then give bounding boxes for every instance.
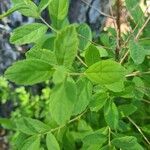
[125,71,150,78]
[40,16,58,33]
[40,17,111,52]
[50,109,87,133]
[81,0,116,19]
[68,72,85,76]
[78,33,111,50]
[127,117,150,145]
[142,99,150,104]
[108,127,111,146]
[135,15,150,40]
[76,54,88,67]
[115,0,122,60]
[119,50,129,64]
[119,7,150,64]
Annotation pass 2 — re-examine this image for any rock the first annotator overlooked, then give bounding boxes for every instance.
[69,0,110,34]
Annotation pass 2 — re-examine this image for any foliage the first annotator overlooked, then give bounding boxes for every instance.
[0,0,150,149]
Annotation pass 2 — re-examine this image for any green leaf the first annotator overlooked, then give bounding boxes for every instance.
[97,47,108,58]
[105,80,125,92]
[73,78,92,115]
[125,0,144,28]
[104,100,119,129]
[85,60,126,85]
[10,23,48,45]
[142,125,150,135]
[82,130,107,147]
[52,66,67,84]
[85,44,100,66]
[129,40,146,65]
[77,23,92,50]
[112,136,144,150]
[49,79,77,125]
[49,0,69,20]
[50,16,69,30]
[0,118,16,130]
[89,92,109,112]
[12,0,40,18]
[0,3,29,20]
[118,104,137,117]
[55,25,79,68]
[26,49,57,65]
[100,145,116,150]
[46,132,60,150]
[100,33,110,46]
[5,59,53,85]
[21,135,40,150]
[16,118,50,135]
[38,0,52,13]
[12,133,29,150]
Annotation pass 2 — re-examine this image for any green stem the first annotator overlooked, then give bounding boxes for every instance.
[108,127,111,147]
[40,16,57,33]
[126,71,150,78]
[127,117,150,145]
[46,109,87,134]
[76,54,88,67]
[68,72,85,76]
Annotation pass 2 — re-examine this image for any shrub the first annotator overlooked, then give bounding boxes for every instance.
[0,0,150,149]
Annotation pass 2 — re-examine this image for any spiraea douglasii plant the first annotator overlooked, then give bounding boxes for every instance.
[0,0,150,149]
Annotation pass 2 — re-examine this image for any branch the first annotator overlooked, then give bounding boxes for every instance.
[115,0,122,60]
[81,0,115,19]
[50,109,87,133]
[127,117,150,145]
[76,54,88,67]
[40,16,58,33]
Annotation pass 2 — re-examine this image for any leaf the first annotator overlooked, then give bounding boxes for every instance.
[54,25,79,68]
[133,77,145,99]
[85,44,100,66]
[82,130,107,147]
[49,79,77,125]
[52,66,67,84]
[100,145,116,150]
[10,23,48,45]
[104,100,119,129]
[141,125,150,135]
[96,47,108,58]
[0,118,16,130]
[21,135,40,150]
[16,118,50,135]
[50,15,69,30]
[5,59,53,85]
[129,40,146,65]
[49,0,69,20]
[26,49,57,65]
[118,104,137,117]
[12,133,29,150]
[46,132,60,150]
[38,0,52,13]
[85,60,126,85]
[100,33,110,46]
[77,23,92,50]
[0,3,29,20]
[12,0,40,18]
[73,78,92,115]
[105,80,125,92]
[125,0,144,28]
[89,92,109,112]
[112,136,144,150]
